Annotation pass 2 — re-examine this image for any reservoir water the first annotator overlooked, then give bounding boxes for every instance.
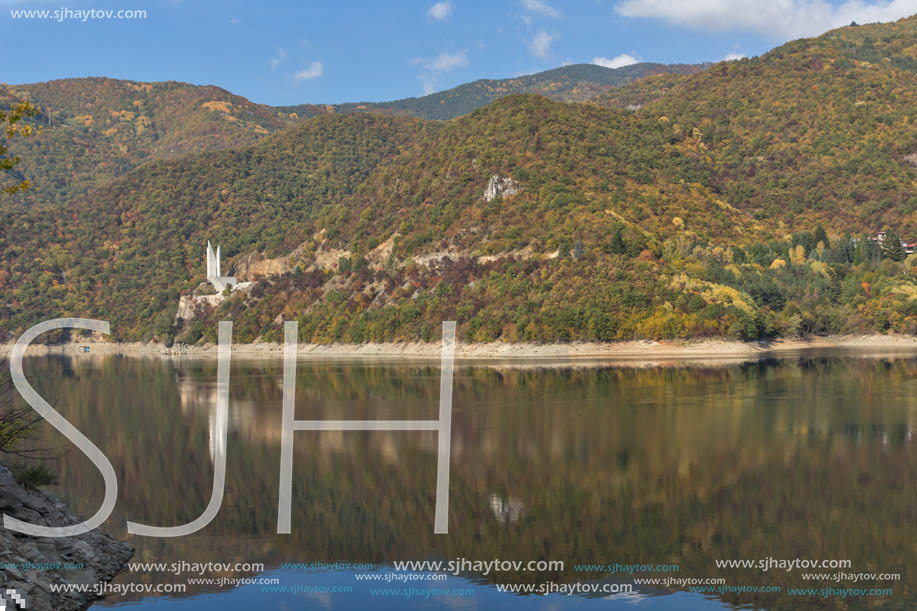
[14,352,916,610]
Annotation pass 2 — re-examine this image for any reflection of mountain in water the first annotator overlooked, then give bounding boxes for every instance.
[18,355,917,609]
[489,494,524,524]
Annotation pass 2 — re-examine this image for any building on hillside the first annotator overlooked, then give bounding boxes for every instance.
[175,242,252,322]
[860,232,916,255]
[206,241,238,292]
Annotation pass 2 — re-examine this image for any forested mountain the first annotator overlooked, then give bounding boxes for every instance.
[0,63,703,207]
[0,78,301,205]
[5,17,917,345]
[2,112,429,340]
[280,62,708,120]
[623,19,917,230]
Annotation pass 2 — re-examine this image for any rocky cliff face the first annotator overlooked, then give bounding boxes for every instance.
[483,174,520,202]
[232,249,301,280]
[0,465,133,610]
[176,292,227,322]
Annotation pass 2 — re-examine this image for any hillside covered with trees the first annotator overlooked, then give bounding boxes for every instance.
[280,62,709,120]
[1,63,704,210]
[4,17,917,345]
[0,78,302,205]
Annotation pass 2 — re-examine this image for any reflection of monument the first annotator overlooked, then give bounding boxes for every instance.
[178,377,284,461]
[206,241,237,292]
[177,378,232,464]
[489,493,524,524]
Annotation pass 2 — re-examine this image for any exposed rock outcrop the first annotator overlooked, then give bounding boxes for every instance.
[483,174,520,202]
[176,282,254,322]
[176,292,227,322]
[367,233,400,266]
[0,464,133,610]
[233,246,306,280]
[905,152,917,169]
[233,241,355,280]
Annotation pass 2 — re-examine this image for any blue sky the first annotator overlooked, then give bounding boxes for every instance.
[2,0,917,106]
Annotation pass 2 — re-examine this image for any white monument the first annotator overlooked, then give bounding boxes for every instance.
[206,240,237,292]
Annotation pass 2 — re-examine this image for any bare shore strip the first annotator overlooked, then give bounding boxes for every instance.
[5,334,917,362]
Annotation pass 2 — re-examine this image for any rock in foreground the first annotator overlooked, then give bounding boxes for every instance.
[0,464,133,610]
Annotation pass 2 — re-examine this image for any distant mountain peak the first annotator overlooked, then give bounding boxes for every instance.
[278,61,709,121]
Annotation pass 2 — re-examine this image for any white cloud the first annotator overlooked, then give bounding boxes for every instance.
[293,61,323,81]
[423,50,469,71]
[428,1,453,20]
[614,0,917,40]
[229,17,240,24]
[722,51,747,61]
[530,30,557,57]
[413,50,469,95]
[522,0,560,18]
[592,53,640,69]
[421,78,439,95]
[270,48,288,70]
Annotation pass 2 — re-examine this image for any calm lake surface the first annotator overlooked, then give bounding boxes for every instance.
[14,352,917,610]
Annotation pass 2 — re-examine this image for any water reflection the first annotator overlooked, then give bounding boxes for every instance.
[12,353,917,610]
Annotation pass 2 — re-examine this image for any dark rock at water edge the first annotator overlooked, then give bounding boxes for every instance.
[0,464,133,610]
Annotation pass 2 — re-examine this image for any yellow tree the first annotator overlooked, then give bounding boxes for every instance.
[0,100,38,195]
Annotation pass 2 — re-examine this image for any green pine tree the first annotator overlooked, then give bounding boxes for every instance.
[814,224,830,249]
[883,230,906,261]
[608,228,627,255]
[853,235,866,265]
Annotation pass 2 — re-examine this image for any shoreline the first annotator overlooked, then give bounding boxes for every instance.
[0,464,133,610]
[5,334,917,361]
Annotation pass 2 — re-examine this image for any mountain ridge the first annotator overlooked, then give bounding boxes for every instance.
[279,62,709,120]
[0,62,707,205]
